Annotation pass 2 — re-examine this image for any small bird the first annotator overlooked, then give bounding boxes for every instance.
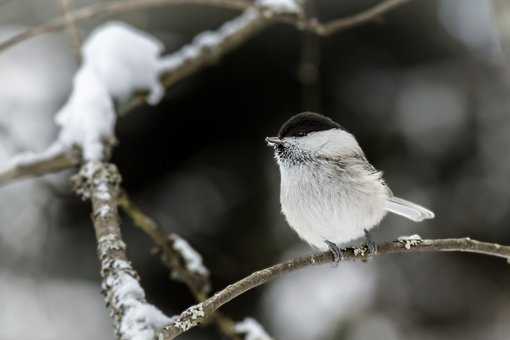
[266,112,434,261]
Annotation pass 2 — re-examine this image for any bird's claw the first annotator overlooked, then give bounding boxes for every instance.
[325,240,343,265]
[364,229,377,256]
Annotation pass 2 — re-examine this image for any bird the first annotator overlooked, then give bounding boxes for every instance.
[266,112,434,261]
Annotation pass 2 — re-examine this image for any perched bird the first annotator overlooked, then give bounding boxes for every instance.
[266,112,434,261]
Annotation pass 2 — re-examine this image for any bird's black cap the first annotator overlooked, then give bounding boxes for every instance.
[278,112,343,138]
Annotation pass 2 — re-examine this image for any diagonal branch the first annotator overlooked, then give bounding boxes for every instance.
[158,236,510,339]
[119,193,247,340]
[0,0,413,188]
[0,4,272,188]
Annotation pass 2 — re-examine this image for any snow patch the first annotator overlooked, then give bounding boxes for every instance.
[83,21,168,105]
[256,0,301,14]
[55,67,115,161]
[397,234,423,249]
[235,318,273,340]
[173,238,209,276]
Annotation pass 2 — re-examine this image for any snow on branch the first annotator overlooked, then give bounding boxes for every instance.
[72,161,174,340]
[158,237,510,339]
[0,0,412,187]
[118,193,211,297]
[118,193,271,340]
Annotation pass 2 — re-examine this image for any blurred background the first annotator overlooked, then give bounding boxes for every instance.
[1,0,510,339]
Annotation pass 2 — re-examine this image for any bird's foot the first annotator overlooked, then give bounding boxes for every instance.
[324,240,343,265]
[364,229,377,256]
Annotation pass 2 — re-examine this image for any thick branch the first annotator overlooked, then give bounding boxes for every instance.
[158,237,510,339]
[72,162,173,340]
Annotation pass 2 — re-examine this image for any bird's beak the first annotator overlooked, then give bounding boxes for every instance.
[265,136,284,147]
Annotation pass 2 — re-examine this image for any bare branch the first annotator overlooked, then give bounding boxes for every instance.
[0,0,251,53]
[306,0,412,36]
[158,237,510,339]
[72,162,174,340]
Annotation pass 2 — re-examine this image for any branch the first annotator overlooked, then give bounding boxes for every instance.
[118,193,253,340]
[0,4,272,187]
[158,236,510,339]
[0,0,412,55]
[0,0,250,53]
[0,143,79,186]
[72,161,174,340]
[0,0,412,187]
[118,5,273,114]
[304,0,412,36]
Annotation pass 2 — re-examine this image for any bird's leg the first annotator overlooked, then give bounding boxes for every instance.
[364,229,377,256]
[324,240,343,264]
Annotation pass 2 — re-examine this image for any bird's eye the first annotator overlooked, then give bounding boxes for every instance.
[296,131,307,137]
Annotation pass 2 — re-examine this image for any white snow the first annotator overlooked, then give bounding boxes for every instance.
[235,318,273,340]
[82,21,168,105]
[53,21,175,161]
[106,259,172,340]
[55,67,115,161]
[173,237,209,276]
[256,0,301,14]
[397,234,423,249]
[158,8,259,73]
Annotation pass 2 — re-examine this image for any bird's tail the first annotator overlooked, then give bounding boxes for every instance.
[385,196,435,222]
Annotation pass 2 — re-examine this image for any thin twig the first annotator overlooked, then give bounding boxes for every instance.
[0,0,250,53]
[58,0,82,60]
[158,237,510,339]
[306,0,412,36]
[118,193,244,340]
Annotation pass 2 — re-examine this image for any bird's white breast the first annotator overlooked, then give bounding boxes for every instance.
[279,160,389,250]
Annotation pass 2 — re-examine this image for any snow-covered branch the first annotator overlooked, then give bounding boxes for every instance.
[0,1,293,186]
[118,193,270,340]
[158,236,510,339]
[72,162,173,340]
[0,0,412,188]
